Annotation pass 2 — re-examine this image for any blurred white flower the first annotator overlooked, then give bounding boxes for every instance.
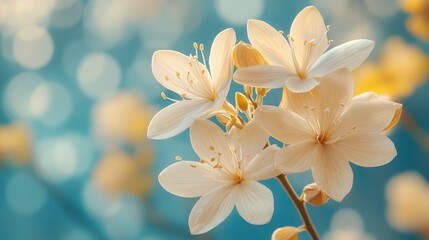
[159,119,279,234]
[254,68,399,201]
[234,6,374,93]
[147,28,236,139]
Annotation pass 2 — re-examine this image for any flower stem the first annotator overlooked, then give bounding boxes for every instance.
[277,174,319,240]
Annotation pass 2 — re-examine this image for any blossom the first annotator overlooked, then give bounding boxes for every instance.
[234,6,374,93]
[386,172,429,234]
[354,37,429,100]
[158,119,279,234]
[272,226,300,240]
[147,28,236,139]
[254,68,399,201]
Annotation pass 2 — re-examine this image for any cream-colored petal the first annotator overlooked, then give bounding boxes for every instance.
[209,28,236,92]
[245,146,281,181]
[235,181,274,225]
[248,19,294,69]
[254,106,313,144]
[189,185,236,234]
[312,145,353,201]
[284,76,319,93]
[310,39,375,77]
[234,65,295,89]
[330,99,396,140]
[190,119,235,173]
[290,6,328,67]
[147,100,213,139]
[152,50,212,99]
[276,141,320,174]
[228,120,269,163]
[335,133,397,167]
[158,161,221,198]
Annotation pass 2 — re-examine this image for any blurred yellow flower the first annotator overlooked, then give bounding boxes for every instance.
[386,172,429,236]
[92,150,153,197]
[0,124,31,164]
[92,92,153,145]
[354,37,429,99]
[400,0,429,41]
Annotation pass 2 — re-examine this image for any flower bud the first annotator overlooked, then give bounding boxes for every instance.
[272,226,299,240]
[216,114,231,126]
[256,87,270,97]
[233,41,267,68]
[235,92,249,112]
[303,183,329,206]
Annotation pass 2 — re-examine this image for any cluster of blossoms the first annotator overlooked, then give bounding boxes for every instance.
[147,6,402,239]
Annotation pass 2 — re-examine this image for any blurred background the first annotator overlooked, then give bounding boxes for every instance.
[0,0,428,239]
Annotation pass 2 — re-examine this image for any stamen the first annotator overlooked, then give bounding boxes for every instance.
[175,156,182,161]
[199,43,207,67]
[164,75,169,81]
[161,92,178,102]
[189,164,197,168]
[193,42,199,59]
[279,30,284,34]
[288,34,302,79]
[200,159,206,163]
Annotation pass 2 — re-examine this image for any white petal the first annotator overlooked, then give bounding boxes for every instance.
[234,65,295,89]
[290,6,328,67]
[209,28,236,92]
[245,146,281,181]
[152,50,212,98]
[331,99,396,140]
[190,119,235,172]
[310,39,375,77]
[236,181,274,225]
[147,100,213,139]
[254,106,313,144]
[247,19,294,69]
[228,120,269,163]
[276,141,320,174]
[334,133,397,167]
[158,161,220,198]
[284,76,319,93]
[312,145,353,202]
[189,185,236,234]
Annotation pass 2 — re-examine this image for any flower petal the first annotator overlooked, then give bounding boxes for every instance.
[147,100,213,139]
[254,106,313,144]
[276,141,320,174]
[158,161,221,198]
[335,133,397,167]
[331,99,397,140]
[248,19,294,69]
[290,6,328,67]
[233,65,295,89]
[236,181,274,225]
[312,145,353,202]
[152,50,212,98]
[209,28,236,92]
[190,119,235,172]
[245,146,281,181]
[227,120,269,163]
[310,39,375,77]
[284,76,320,93]
[189,185,236,234]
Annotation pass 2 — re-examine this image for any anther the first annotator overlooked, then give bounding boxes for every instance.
[189,164,197,168]
[200,159,206,163]
[164,75,169,81]
[175,156,182,161]
[279,30,284,34]
[199,44,204,51]
[193,42,198,49]
[161,92,167,100]
[209,145,215,151]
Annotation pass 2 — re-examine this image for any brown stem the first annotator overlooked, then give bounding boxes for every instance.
[277,174,319,240]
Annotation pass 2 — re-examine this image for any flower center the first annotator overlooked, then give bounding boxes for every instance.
[233,172,244,184]
[288,35,316,80]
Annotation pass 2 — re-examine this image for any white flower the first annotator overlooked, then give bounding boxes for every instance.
[254,68,399,201]
[233,6,375,93]
[147,28,236,139]
[158,119,280,234]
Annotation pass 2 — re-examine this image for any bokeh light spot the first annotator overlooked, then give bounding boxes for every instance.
[216,0,264,25]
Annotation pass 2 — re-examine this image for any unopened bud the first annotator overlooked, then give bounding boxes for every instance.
[303,183,329,206]
[245,85,253,97]
[216,114,231,126]
[233,41,267,68]
[256,88,270,97]
[235,92,249,112]
[384,103,402,131]
[272,226,299,240]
